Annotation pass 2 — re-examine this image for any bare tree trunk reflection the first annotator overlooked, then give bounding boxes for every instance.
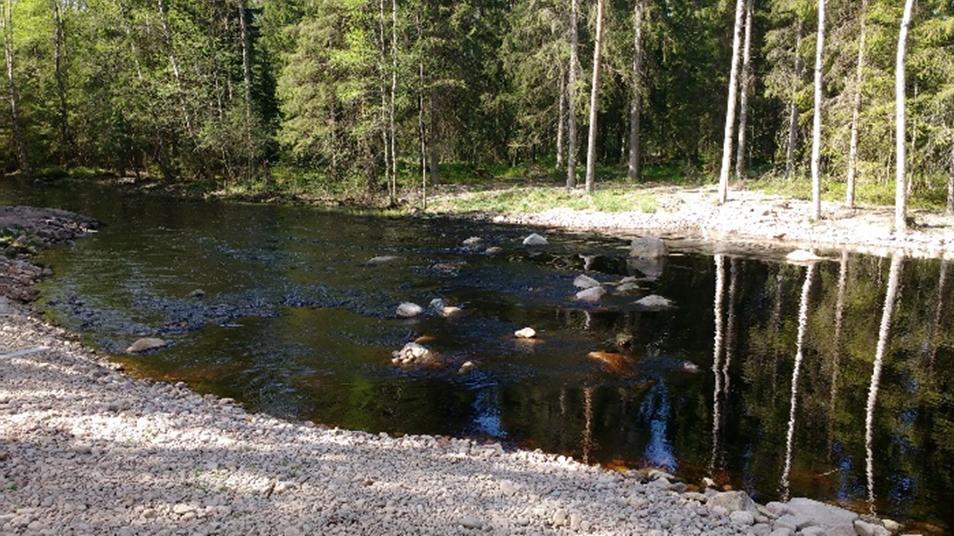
[780,263,816,500]
[865,253,904,515]
[710,255,726,475]
[924,261,948,371]
[723,257,740,393]
[828,251,849,455]
[582,386,594,465]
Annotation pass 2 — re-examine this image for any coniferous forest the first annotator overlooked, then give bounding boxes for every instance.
[1,0,953,220]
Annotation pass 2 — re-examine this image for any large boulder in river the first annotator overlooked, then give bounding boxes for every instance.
[126,338,168,354]
[391,342,437,366]
[522,233,548,246]
[396,302,424,318]
[629,236,668,259]
[575,286,606,303]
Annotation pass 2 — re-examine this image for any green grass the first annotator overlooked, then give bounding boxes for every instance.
[748,172,950,211]
[430,185,658,214]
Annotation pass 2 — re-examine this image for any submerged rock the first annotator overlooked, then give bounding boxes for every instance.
[484,246,504,256]
[126,338,168,354]
[629,236,668,259]
[575,286,606,303]
[365,255,399,265]
[462,237,485,250]
[635,294,675,310]
[457,361,477,375]
[514,327,536,339]
[573,274,601,289]
[396,302,424,318]
[587,351,633,374]
[522,233,548,246]
[615,282,642,294]
[189,289,206,299]
[391,342,437,366]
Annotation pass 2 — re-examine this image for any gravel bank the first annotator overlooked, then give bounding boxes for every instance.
[1,304,746,536]
[433,186,954,259]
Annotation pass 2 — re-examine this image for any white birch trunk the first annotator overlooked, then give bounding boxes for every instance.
[566,0,579,189]
[584,0,606,194]
[785,20,804,179]
[557,70,565,169]
[894,0,915,235]
[627,0,644,182]
[734,0,753,181]
[717,0,746,204]
[390,0,398,203]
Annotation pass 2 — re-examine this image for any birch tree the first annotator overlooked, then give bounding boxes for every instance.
[809,0,826,221]
[894,0,915,235]
[717,0,747,205]
[844,0,868,209]
[734,0,754,181]
[627,0,645,182]
[566,0,579,189]
[583,0,606,194]
[1,0,27,172]
[785,20,804,179]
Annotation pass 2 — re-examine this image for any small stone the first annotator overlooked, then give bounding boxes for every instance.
[484,246,504,255]
[881,519,901,533]
[573,274,601,289]
[460,516,481,529]
[462,237,484,249]
[800,527,827,536]
[569,513,581,531]
[125,338,167,354]
[707,491,756,514]
[552,509,568,527]
[514,327,536,339]
[396,302,424,318]
[457,361,476,375]
[634,294,674,309]
[523,233,548,246]
[189,289,206,298]
[729,511,755,525]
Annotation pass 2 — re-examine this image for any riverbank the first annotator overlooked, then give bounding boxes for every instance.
[0,299,906,536]
[77,174,954,259]
[428,184,954,259]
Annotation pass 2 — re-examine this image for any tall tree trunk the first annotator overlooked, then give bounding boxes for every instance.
[785,20,804,179]
[1,0,27,172]
[717,0,746,204]
[419,58,427,210]
[556,70,565,169]
[389,0,398,204]
[566,0,579,189]
[947,141,954,216]
[734,0,754,181]
[809,0,826,221]
[845,0,868,209]
[864,252,904,515]
[378,0,391,197]
[51,0,73,164]
[780,262,816,501]
[894,0,915,235]
[237,0,253,181]
[428,95,439,186]
[627,0,644,182]
[583,0,606,194]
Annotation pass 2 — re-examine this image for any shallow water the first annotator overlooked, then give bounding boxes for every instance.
[2,180,952,532]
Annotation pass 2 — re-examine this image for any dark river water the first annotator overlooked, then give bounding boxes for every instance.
[2,179,952,532]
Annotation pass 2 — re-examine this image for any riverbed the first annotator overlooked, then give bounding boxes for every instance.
[1,179,951,532]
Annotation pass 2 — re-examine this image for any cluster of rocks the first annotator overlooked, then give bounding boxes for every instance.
[0,206,98,303]
[571,236,674,310]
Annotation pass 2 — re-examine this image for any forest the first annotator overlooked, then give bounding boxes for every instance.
[0,0,953,226]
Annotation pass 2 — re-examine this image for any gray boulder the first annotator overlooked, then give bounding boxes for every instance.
[629,236,668,259]
[785,498,858,536]
[573,274,601,289]
[707,491,757,515]
[522,233,548,246]
[396,302,424,318]
[575,286,606,303]
[391,343,436,366]
[126,338,167,354]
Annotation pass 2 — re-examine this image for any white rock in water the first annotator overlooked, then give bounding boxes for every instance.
[635,295,674,309]
[440,306,462,317]
[785,249,825,263]
[575,286,606,303]
[366,255,398,265]
[514,327,536,339]
[462,237,484,248]
[396,302,424,318]
[615,282,642,294]
[391,342,435,366]
[484,246,504,255]
[573,274,601,289]
[523,233,548,246]
[126,338,168,354]
[629,236,668,259]
[457,361,476,375]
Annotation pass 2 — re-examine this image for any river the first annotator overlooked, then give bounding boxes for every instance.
[1,179,951,532]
